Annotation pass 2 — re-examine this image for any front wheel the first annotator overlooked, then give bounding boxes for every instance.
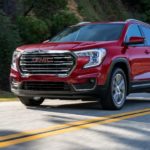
[101,68,127,110]
[19,97,44,106]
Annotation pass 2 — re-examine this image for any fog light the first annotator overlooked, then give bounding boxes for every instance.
[90,78,95,83]
[72,78,96,91]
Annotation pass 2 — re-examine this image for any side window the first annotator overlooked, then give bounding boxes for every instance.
[141,26,150,46]
[125,24,143,42]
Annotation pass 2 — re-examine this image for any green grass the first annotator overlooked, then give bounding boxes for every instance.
[0,90,17,102]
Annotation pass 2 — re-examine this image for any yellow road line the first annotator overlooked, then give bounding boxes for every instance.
[1,108,150,141]
[0,98,17,102]
[0,108,150,148]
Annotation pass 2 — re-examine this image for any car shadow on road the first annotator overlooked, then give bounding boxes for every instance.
[27,99,150,117]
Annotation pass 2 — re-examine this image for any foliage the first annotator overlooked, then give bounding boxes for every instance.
[51,10,79,35]
[76,0,129,21]
[17,16,49,43]
[0,11,21,90]
[32,0,67,18]
[122,0,150,22]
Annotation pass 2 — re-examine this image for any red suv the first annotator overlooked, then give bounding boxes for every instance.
[10,19,150,110]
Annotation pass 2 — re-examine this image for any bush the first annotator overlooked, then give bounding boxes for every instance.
[51,10,79,35]
[17,16,49,43]
[32,0,67,18]
[0,11,21,90]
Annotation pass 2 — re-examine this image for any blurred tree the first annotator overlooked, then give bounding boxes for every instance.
[0,0,17,18]
[122,0,150,22]
[32,0,67,18]
[17,16,49,43]
[51,10,79,35]
[0,11,21,90]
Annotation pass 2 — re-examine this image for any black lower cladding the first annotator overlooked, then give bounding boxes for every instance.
[11,80,107,99]
[73,78,96,90]
[21,81,71,91]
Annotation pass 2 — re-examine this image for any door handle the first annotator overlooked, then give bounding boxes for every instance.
[145,50,150,54]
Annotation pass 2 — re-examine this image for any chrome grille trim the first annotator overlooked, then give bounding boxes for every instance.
[19,50,76,77]
[20,63,73,66]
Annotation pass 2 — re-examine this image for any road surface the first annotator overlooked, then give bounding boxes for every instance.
[0,93,150,150]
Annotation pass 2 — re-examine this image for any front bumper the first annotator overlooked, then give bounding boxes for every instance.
[10,50,107,99]
[11,84,106,100]
[10,69,106,99]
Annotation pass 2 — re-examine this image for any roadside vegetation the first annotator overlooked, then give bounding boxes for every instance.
[0,90,16,101]
[0,0,150,96]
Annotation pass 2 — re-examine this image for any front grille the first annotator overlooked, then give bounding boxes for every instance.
[19,51,75,76]
[22,81,70,91]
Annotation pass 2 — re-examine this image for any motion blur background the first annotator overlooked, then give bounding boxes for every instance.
[0,0,150,91]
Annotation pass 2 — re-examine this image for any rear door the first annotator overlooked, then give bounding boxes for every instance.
[139,25,150,81]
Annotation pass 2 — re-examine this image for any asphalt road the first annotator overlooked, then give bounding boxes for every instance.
[0,93,150,150]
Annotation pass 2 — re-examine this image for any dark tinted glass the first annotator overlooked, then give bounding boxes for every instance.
[141,26,150,46]
[51,24,124,42]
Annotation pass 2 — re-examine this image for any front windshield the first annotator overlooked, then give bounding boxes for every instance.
[50,23,125,42]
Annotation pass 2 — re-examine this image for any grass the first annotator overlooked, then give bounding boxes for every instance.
[0,90,17,102]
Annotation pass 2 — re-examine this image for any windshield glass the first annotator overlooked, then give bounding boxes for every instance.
[50,24,125,42]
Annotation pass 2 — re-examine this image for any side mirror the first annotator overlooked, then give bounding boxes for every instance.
[124,36,145,46]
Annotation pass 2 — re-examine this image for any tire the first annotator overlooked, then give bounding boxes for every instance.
[19,97,44,106]
[101,68,127,110]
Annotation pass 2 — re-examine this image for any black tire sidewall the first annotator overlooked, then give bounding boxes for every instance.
[19,97,44,106]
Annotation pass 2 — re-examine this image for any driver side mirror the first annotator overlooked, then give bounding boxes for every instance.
[124,36,145,46]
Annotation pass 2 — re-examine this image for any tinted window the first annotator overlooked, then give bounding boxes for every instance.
[51,24,125,42]
[141,26,150,46]
[125,24,142,42]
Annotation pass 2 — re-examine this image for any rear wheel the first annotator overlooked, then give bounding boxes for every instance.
[101,68,127,110]
[19,97,44,106]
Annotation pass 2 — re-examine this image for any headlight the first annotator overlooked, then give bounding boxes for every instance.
[74,48,106,68]
[11,50,21,71]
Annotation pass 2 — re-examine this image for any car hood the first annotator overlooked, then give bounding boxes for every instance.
[17,41,118,52]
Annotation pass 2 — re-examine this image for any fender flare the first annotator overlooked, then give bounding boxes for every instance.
[105,58,131,93]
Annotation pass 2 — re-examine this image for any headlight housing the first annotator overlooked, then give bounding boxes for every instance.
[11,50,21,71]
[74,48,106,68]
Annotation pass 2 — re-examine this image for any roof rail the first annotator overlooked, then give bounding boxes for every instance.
[126,19,141,22]
[126,18,148,24]
[126,18,150,26]
[76,22,91,25]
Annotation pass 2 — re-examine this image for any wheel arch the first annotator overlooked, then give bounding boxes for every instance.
[106,58,131,94]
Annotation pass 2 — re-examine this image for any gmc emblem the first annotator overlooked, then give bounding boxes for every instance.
[32,57,53,63]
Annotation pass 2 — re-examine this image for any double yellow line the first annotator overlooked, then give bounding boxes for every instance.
[0,108,150,148]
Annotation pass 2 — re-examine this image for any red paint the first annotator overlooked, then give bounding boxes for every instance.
[128,36,145,44]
